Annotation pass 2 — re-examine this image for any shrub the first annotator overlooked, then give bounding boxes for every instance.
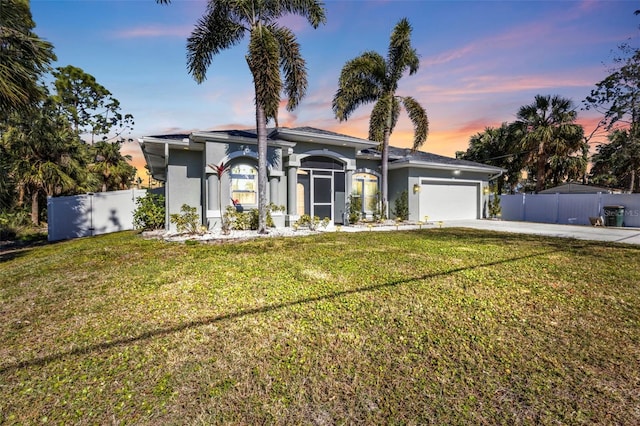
[0,210,33,241]
[295,214,330,231]
[223,204,284,231]
[372,191,386,222]
[349,194,362,224]
[170,204,205,235]
[393,190,409,221]
[488,192,502,218]
[133,193,165,230]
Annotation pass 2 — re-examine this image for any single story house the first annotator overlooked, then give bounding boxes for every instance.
[140,127,504,231]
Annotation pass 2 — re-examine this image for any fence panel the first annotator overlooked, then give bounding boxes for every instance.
[557,194,601,225]
[523,194,558,223]
[500,194,524,221]
[48,189,147,241]
[500,193,640,227]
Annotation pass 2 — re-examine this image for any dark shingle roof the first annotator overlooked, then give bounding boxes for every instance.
[149,134,190,140]
[289,126,369,141]
[361,146,503,170]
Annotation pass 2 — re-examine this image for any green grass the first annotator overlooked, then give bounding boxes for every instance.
[1,229,639,424]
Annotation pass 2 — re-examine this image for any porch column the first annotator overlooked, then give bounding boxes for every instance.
[207,174,219,213]
[287,166,297,215]
[345,170,354,199]
[269,175,278,206]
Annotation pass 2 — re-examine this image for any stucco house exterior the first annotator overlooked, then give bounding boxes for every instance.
[140,127,503,231]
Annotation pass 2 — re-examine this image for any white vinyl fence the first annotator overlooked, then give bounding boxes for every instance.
[500,193,640,227]
[47,189,147,242]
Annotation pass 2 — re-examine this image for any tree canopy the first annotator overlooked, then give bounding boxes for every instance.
[165,0,326,232]
[333,18,428,216]
[0,0,56,117]
[0,2,137,227]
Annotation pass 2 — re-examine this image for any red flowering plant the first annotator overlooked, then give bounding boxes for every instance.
[207,161,230,233]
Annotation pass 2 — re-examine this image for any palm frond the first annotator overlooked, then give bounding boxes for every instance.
[387,17,420,84]
[402,96,429,150]
[271,25,307,111]
[332,52,386,121]
[368,95,398,143]
[186,3,245,83]
[247,25,282,124]
[268,0,327,28]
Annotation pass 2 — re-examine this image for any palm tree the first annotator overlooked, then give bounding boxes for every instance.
[158,0,326,233]
[2,104,86,225]
[90,140,136,192]
[515,95,584,192]
[0,0,56,116]
[458,123,527,194]
[332,18,429,217]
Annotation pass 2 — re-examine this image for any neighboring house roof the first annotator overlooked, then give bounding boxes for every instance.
[538,183,619,194]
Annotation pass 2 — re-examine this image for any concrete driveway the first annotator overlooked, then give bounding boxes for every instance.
[441,220,640,245]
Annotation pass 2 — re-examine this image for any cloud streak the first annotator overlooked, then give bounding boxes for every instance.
[113,25,192,39]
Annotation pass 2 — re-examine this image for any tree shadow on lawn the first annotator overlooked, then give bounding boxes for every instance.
[1,247,563,375]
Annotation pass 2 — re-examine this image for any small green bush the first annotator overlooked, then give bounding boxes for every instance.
[295,214,330,231]
[133,193,165,230]
[170,204,205,235]
[223,204,284,231]
[488,192,502,218]
[393,190,409,221]
[0,210,34,241]
[349,194,362,224]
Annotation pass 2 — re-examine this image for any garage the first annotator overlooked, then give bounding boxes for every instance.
[419,181,480,221]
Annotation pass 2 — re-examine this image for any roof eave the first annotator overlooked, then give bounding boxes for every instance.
[276,128,378,149]
[191,131,296,148]
[388,159,505,174]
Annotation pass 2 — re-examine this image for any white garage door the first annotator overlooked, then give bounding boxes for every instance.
[419,181,480,221]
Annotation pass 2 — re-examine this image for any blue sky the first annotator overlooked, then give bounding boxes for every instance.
[31,0,639,168]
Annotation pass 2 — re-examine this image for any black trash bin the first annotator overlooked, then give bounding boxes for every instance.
[603,205,625,227]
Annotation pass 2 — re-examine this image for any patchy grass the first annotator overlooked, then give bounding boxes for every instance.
[1,229,639,424]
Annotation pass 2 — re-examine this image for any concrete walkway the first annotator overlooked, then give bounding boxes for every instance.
[438,219,640,245]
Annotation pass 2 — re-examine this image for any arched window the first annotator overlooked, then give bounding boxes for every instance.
[230,164,257,205]
[353,172,379,214]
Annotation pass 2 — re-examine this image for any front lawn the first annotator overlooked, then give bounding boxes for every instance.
[1,229,638,424]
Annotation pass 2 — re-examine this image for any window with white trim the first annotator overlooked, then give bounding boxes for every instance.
[230,164,257,205]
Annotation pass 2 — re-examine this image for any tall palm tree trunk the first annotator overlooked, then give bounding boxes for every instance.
[381,128,391,219]
[255,101,268,234]
[536,140,546,193]
[31,190,39,226]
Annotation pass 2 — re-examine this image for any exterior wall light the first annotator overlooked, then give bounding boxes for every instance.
[453,169,461,176]
[413,183,421,194]
[483,186,490,195]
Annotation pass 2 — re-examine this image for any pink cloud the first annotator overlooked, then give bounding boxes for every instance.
[114,25,192,39]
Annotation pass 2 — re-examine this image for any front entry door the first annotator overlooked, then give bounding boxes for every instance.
[312,173,332,221]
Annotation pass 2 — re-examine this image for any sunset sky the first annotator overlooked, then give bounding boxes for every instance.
[30,0,639,173]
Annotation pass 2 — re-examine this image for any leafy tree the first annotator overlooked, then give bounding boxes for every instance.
[159,0,326,233]
[333,18,428,217]
[590,129,640,192]
[585,43,640,193]
[1,100,91,225]
[0,0,56,117]
[89,140,137,192]
[457,123,526,194]
[52,65,134,143]
[585,43,640,134]
[514,95,585,192]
